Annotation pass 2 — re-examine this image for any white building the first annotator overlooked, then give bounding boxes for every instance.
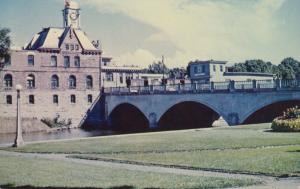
[100,58,164,88]
[188,60,274,83]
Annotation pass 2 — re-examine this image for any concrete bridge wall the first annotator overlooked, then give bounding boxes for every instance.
[104,91,300,127]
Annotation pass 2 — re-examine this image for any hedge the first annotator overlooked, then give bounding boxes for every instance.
[271,118,300,132]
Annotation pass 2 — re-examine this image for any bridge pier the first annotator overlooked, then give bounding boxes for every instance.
[148,112,158,129]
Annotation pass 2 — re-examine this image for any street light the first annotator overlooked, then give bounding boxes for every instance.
[13,84,24,147]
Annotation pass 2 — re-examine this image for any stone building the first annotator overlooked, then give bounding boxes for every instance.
[0,0,101,132]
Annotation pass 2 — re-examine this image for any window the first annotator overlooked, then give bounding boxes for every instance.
[6,95,12,104]
[71,44,74,51]
[69,75,76,89]
[75,45,79,50]
[213,65,216,72]
[64,56,70,68]
[74,56,80,67]
[220,65,224,72]
[193,66,198,74]
[87,94,93,103]
[53,95,58,104]
[70,94,76,103]
[65,44,69,50]
[4,55,11,66]
[29,95,34,104]
[4,74,13,88]
[26,74,35,89]
[51,56,57,67]
[51,75,59,89]
[106,72,113,81]
[28,55,34,66]
[202,65,206,73]
[119,74,123,84]
[86,75,93,89]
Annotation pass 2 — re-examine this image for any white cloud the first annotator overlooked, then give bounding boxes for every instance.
[82,0,286,67]
[115,49,158,68]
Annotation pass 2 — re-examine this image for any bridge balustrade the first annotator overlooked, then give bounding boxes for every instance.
[103,79,300,95]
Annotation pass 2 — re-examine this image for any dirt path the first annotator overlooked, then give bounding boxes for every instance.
[1,150,300,188]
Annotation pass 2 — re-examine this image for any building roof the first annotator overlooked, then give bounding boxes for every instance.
[25,27,100,52]
[224,72,274,77]
[189,60,227,66]
[102,66,143,73]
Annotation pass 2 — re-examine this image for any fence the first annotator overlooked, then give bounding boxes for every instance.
[104,79,300,95]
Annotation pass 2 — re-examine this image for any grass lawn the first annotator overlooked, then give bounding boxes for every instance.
[0,154,259,189]
[5,123,300,154]
[2,123,300,182]
[72,145,300,177]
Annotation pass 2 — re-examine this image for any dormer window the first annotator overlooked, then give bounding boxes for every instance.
[65,44,69,50]
[75,45,79,50]
[28,55,34,66]
[71,44,74,51]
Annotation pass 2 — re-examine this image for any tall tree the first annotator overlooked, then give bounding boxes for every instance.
[0,28,11,61]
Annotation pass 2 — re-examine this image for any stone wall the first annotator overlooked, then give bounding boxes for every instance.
[0,117,49,134]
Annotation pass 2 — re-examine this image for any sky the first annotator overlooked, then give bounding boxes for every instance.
[0,0,299,68]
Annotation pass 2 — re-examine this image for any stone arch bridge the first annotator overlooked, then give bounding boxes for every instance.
[84,80,300,130]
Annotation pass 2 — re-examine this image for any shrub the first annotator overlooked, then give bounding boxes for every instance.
[271,118,300,132]
[281,106,300,119]
[41,114,72,128]
[272,106,300,132]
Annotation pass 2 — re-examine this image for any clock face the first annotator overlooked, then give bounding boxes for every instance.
[70,12,78,20]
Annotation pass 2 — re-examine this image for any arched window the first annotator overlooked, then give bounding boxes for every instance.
[69,75,76,89]
[51,55,57,67]
[4,74,12,88]
[74,56,80,67]
[28,55,34,66]
[51,75,59,89]
[27,74,35,89]
[86,75,93,89]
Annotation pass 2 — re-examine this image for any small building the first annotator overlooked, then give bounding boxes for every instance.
[100,58,164,88]
[188,60,274,83]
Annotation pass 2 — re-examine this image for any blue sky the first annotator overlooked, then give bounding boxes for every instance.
[0,0,299,68]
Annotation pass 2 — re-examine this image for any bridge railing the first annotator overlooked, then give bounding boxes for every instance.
[103,79,300,95]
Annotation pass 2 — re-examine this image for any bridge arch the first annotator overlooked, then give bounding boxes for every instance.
[157,101,224,130]
[108,103,149,131]
[241,99,300,124]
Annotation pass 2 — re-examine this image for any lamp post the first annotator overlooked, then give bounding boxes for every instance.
[13,84,24,147]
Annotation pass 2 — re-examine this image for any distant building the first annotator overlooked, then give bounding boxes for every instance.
[188,60,274,83]
[100,58,163,88]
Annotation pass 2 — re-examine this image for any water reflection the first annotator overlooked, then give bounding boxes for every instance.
[0,129,115,145]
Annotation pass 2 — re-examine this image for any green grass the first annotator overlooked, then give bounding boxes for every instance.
[0,155,259,189]
[6,123,300,154]
[72,145,300,177]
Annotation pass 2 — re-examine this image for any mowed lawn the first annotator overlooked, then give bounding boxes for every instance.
[3,123,300,177]
[7,123,300,154]
[0,155,258,189]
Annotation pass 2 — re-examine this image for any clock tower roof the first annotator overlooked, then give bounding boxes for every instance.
[65,0,79,10]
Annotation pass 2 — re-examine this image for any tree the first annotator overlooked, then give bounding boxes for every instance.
[277,57,300,79]
[0,28,11,61]
[148,61,169,74]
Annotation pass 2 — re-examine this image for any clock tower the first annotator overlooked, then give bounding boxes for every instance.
[63,0,80,29]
